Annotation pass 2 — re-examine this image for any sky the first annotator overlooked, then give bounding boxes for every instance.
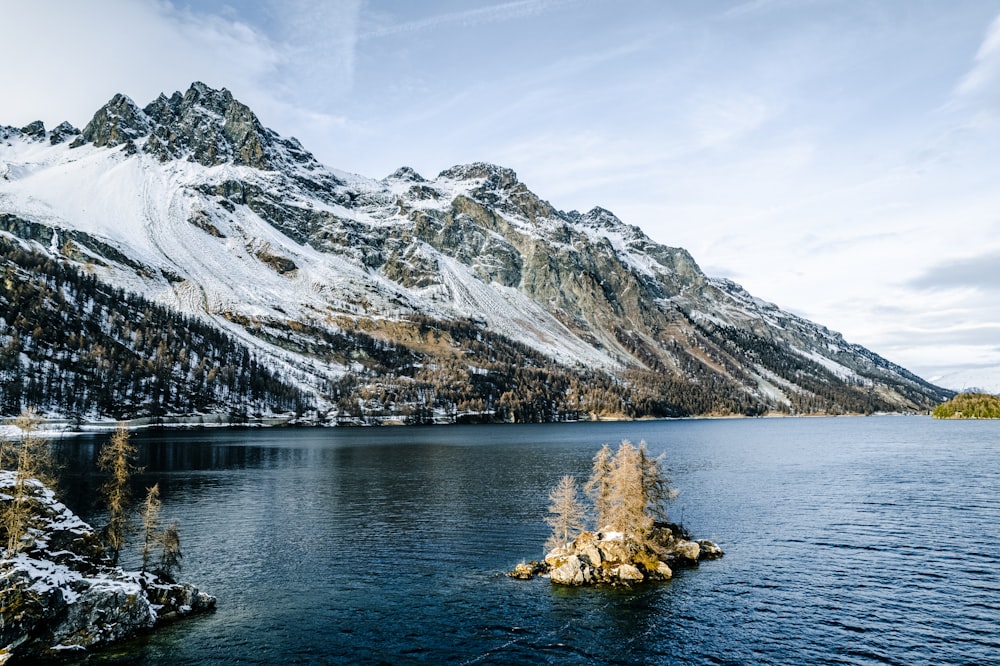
[3,0,1000,390]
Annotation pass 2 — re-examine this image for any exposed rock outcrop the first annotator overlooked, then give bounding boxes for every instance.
[512,524,723,586]
[0,473,214,663]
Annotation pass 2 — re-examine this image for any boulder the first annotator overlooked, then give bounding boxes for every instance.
[671,540,701,565]
[615,564,643,584]
[46,578,156,650]
[550,555,588,586]
[508,562,536,580]
[697,540,724,560]
[654,561,673,580]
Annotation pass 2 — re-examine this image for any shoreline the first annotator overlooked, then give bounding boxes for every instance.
[0,410,932,440]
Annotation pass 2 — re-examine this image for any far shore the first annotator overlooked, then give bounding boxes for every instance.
[0,410,932,439]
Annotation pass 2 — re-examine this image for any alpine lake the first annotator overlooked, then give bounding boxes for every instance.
[45,416,998,665]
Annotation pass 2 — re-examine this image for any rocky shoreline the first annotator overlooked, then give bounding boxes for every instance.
[510,523,723,586]
[0,475,215,663]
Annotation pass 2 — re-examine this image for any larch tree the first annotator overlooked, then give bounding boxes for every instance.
[139,482,183,580]
[638,441,674,523]
[584,440,674,547]
[140,483,162,574]
[98,424,139,565]
[583,443,614,530]
[545,475,586,552]
[605,440,652,542]
[1,409,55,557]
[156,522,183,581]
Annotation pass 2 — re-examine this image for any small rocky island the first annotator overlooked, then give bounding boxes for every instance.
[0,420,214,663]
[511,440,723,586]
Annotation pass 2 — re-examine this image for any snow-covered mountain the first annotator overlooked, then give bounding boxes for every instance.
[0,82,951,422]
[930,367,1000,396]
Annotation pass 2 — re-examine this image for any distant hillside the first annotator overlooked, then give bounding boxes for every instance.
[0,82,953,423]
[932,393,1000,419]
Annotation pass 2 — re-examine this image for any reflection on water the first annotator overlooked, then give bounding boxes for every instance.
[46,418,1000,665]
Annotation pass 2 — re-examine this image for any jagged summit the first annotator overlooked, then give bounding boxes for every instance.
[1,120,80,146]
[0,82,952,422]
[69,82,322,172]
[385,166,426,183]
[438,162,520,188]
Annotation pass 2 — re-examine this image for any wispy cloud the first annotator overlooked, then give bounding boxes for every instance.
[954,12,1000,97]
[359,0,575,41]
[688,92,775,148]
[908,251,1000,292]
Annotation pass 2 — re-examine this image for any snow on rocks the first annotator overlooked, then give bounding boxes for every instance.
[0,474,215,663]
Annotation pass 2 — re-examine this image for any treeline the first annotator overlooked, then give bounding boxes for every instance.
[0,237,310,420]
[702,323,898,415]
[309,315,777,424]
[932,392,1000,419]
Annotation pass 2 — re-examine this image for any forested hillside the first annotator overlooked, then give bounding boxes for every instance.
[0,236,308,421]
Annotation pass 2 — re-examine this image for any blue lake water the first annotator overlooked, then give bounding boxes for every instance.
[49,417,999,664]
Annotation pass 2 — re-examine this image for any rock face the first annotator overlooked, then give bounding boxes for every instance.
[0,473,214,662]
[519,524,723,586]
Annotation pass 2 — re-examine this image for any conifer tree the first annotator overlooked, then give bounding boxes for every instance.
[545,475,586,552]
[605,440,651,542]
[156,522,183,581]
[98,424,138,565]
[1,409,54,556]
[638,441,673,523]
[577,440,675,548]
[583,443,614,530]
[140,483,161,574]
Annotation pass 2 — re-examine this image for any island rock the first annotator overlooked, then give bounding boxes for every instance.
[516,523,723,586]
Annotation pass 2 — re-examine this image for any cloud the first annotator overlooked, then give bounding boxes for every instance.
[908,251,1000,291]
[359,0,574,41]
[2,1,282,126]
[952,11,1000,105]
[878,325,1000,348]
[261,0,361,103]
[688,92,775,148]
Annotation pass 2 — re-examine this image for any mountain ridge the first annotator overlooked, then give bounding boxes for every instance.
[0,82,951,422]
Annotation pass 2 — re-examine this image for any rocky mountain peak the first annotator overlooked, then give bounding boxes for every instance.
[141,81,274,169]
[68,82,318,172]
[581,206,624,229]
[438,162,520,190]
[385,166,426,183]
[49,121,81,145]
[19,120,47,141]
[70,93,151,150]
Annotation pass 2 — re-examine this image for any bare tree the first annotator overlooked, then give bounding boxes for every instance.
[583,443,614,530]
[140,483,162,574]
[605,440,652,541]
[1,409,54,557]
[545,475,586,552]
[98,424,139,565]
[139,482,184,581]
[156,522,183,581]
[637,440,674,523]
